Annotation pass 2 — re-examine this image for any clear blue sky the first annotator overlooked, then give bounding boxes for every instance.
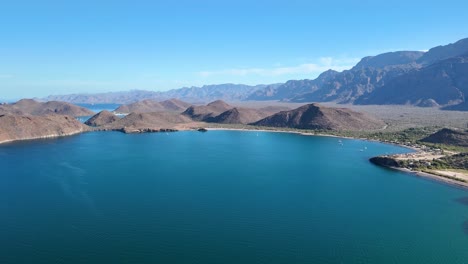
[1,0,467,99]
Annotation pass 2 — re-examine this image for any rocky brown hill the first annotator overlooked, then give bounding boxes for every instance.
[421,128,468,147]
[159,99,192,112]
[100,112,202,133]
[182,100,233,121]
[252,104,385,131]
[85,110,120,127]
[182,100,280,124]
[0,114,88,144]
[114,98,191,113]
[207,107,273,124]
[0,99,94,117]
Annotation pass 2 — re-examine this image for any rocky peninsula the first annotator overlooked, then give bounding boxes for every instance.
[369,128,468,188]
[0,114,88,144]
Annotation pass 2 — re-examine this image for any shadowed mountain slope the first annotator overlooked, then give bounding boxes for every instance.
[207,107,274,124]
[421,128,468,147]
[182,100,234,121]
[252,104,385,131]
[357,54,468,106]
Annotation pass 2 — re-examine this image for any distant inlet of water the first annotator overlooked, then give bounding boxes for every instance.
[1,131,467,264]
[75,103,122,123]
[76,103,121,113]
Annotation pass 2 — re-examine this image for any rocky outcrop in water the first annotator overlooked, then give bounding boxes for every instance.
[369,156,400,168]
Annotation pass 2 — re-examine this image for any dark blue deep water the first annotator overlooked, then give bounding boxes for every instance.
[1,131,467,263]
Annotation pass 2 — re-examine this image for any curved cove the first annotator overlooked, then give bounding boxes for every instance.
[1,130,467,264]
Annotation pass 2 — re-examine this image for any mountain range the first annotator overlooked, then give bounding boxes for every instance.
[46,84,279,104]
[45,37,468,110]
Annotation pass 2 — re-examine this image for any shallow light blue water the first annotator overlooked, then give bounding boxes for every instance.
[75,103,121,123]
[1,131,467,263]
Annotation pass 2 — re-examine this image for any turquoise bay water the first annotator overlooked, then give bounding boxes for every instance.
[1,131,467,263]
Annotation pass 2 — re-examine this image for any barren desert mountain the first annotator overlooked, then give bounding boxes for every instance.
[247,51,423,103]
[0,114,88,144]
[46,84,275,104]
[41,37,468,111]
[356,54,468,107]
[250,38,468,109]
[0,104,23,115]
[114,99,163,113]
[182,100,233,121]
[252,103,386,131]
[0,99,94,117]
[100,112,202,133]
[159,98,193,111]
[114,98,192,113]
[182,100,281,124]
[354,51,425,69]
[421,128,468,147]
[85,110,120,127]
[207,107,276,124]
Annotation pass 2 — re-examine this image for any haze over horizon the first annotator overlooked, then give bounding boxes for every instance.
[1,0,468,100]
